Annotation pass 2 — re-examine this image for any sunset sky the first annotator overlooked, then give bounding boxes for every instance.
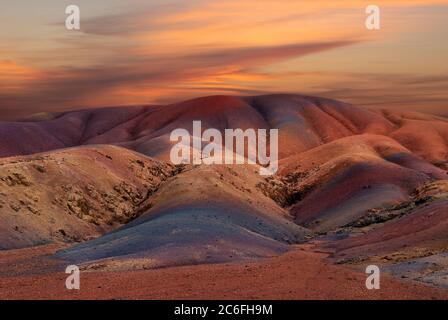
[1,0,447,120]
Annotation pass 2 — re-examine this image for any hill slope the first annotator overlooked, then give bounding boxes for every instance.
[0,94,447,276]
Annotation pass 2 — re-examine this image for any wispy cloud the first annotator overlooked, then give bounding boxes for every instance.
[0,0,447,119]
[0,40,359,118]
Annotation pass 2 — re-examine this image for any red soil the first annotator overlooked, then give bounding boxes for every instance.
[0,244,447,300]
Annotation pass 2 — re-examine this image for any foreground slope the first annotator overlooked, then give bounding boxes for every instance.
[56,165,310,269]
[0,94,447,288]
[0,146,310,267]
[0,145,177,249]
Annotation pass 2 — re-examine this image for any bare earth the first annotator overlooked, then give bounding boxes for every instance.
[1,94,448,299]
[0,244,447,300]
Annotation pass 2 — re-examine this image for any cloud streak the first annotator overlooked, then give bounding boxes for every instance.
[0,0,447,119]
[0,40,359,119]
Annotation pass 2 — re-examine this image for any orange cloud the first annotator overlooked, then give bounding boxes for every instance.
[0,1,447,119]
[0,60,42,91]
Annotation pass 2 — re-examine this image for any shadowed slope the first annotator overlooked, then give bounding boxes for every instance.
[330,200,448,260]
[56,165,311,269]
[324,180,448,260]
[265,134,447,232]
[0,145,178,249]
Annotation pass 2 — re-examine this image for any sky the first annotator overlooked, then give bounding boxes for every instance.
[0,0,447,120]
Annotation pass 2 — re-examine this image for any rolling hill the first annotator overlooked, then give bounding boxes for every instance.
[0,94,447,294]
